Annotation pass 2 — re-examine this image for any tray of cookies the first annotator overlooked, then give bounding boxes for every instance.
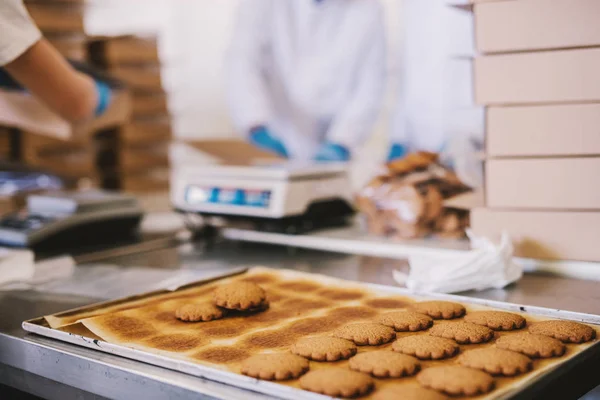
[23,267,600,399]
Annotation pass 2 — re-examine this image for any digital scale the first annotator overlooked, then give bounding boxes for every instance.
[0,190,144,249]
[171,163,355,234]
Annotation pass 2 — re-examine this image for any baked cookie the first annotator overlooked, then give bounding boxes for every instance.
[373,384,449,400]
[417,366,495,397]
[175,303,226,322]
[496,333,566,358]
[410,301,466,320]
[464,311,526,331]
[529,320,596,343]
[299,368,374,398]
[291,336,357,361]
[458,348,532,376]
[240,353,309,381]
[348,350,420,378]
[377,311,433,332]
[429,322,494,344]
[332,323,396,346]
[392,336,458,360]
[213,281,267,310]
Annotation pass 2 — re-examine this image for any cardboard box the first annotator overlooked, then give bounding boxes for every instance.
[46,34,87,62]
[487,104,600,157]
[471,208,600,262]
[486,158,600,210]
[88,36,160,67]
[110,66,162,91]
[21,132,95,178]
[120,118,171,146]
[0,88,131,140]
[26,3,84,33]
[475,0,600,53]
[113,144,169,173]
[132,92,168,117]
[475,48,600,105]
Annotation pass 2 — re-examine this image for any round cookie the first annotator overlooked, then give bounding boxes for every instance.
[175,303,226,322]
[213,281,267,310]
[496,333,566,358]
[458,348,532,376]
[373,384,449,400]
[377,311,433,332]
[429,322,494,344]
[410,301,465,320]
[392,336,459,360]
[529,320,596,343]
[417,366,495,397]
[332,323,396,346]
[348,350,420,378]
[240,353,309,380]
[464,311,526,331]
[291,336,357,361]
[299,368,374,398]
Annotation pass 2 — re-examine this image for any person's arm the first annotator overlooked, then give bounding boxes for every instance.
[4,39,99,122]
[324,3,386,153]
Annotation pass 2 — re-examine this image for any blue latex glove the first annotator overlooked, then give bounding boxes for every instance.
[249,126,289,158]
[387,143,408,162]
[94,80,112,117]
[314,142,350,162]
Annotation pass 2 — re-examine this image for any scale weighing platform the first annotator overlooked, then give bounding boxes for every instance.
[171,163,355,234]
[0,190,143,250]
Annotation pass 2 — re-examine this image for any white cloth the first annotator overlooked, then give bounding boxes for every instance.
[391,0,481,152]
[393,230,522,294]
[0,0,42,66]
[226,0,386,161]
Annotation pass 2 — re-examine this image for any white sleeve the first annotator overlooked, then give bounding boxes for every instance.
[225,0,274,135]
[325,2,386,151]
[0,0,42,66]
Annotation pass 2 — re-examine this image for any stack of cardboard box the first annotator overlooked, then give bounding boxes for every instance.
[25,0,87,62]
[88,36,171,193]
[470,0,600,262]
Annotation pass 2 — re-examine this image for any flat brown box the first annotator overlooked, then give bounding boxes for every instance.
[471,208,600,262]
[26,3,84,33]
[0,88,131,141]
[46,34,87,62]
[474,48,600,105]
[132,92,168,117]
[119,168,170,193]
[21,132,95,178]
[120,118,171,146]
[487,104,600,157]
[88,36,160,66]
[119,144,169,173]
[475,0,600,53]
[110,65,162,91]
[0,127,13,159]
[486,158,600,210]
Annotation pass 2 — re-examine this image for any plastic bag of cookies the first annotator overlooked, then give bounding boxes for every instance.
[356,152,470,239]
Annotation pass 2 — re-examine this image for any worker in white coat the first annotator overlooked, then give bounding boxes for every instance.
[388,0,484,170]
[226,0,386,162]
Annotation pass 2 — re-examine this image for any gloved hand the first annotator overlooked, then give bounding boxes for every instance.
[94,79,112,117]
[387,143,408,162]
[249,126,289,158]
[314,142,350,162]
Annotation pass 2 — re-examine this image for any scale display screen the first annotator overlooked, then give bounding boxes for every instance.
[185,185,271,208]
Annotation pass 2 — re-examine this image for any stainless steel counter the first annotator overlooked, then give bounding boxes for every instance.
[1,240,600,400]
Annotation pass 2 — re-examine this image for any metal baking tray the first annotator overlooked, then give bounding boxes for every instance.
[23,268,600,400]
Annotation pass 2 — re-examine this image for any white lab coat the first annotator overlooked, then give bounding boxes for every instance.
[226,0,386,161]
[391,0,483,153]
